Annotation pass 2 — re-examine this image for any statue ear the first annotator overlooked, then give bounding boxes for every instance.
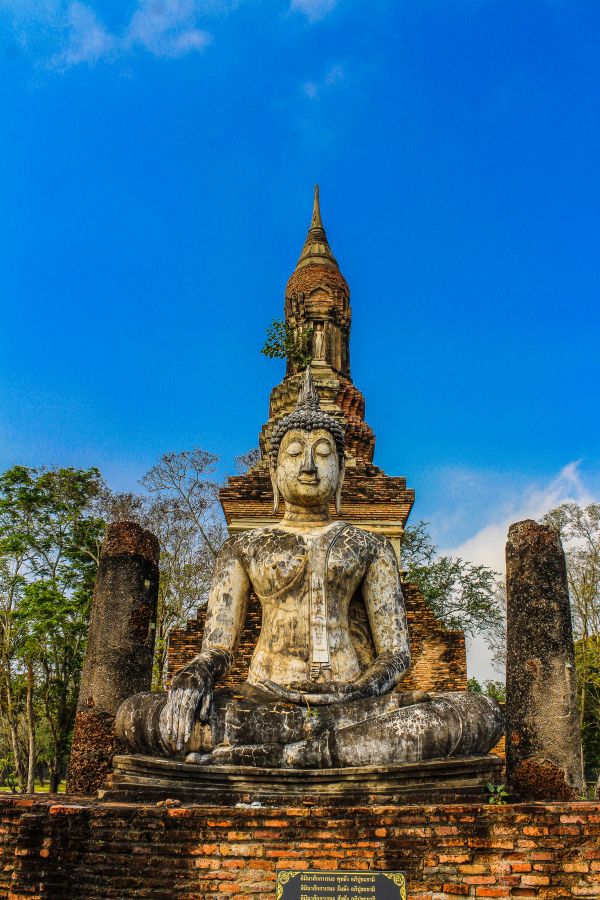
[270,463,280,514]
[335,457,346,515]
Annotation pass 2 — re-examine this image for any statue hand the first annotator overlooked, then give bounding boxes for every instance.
[300,682,365,704]
[295,673,395,705]
[289,680,345,694]
[263,679,362,706]
[293,684,434,707]
[159,667,214,753]
[159,648,232,752]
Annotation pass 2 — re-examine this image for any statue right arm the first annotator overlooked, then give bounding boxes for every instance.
[159,539,251,752]
[201,541,251,658]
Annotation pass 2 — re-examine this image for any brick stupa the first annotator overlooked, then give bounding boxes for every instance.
[169,187,467,693]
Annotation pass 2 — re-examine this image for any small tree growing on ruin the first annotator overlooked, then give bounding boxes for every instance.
[261,319,313,370]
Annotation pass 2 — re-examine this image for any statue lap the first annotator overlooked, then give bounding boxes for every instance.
[116,684,503,768]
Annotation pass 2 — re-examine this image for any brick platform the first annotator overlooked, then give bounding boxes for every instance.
[1,797,599,898]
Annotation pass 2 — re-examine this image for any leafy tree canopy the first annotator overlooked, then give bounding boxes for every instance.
[0,465,104,791]
[401,521,504,645]
[261,319,313,369]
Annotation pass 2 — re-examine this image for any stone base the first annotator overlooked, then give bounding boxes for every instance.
[100,753,503,805]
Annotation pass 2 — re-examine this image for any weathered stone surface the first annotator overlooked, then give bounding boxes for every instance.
[505,518,585,799]
[167,582,468,695]
[66,521,160,794]
[103,752,503,805]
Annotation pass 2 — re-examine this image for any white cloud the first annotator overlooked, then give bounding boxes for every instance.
[0,0,215,68]
[0,0,63,51]
[127,0,212,58]
[324,61,344,85]
[445,461,594,574]
[54,3,115,68]
[303,62,344,99]
[290,0,338,24]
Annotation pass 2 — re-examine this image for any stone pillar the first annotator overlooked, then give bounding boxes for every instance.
[66,521,160,794]
[505,519,584,800]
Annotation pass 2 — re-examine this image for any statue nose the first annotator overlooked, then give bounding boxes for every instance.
[300,448,317,475]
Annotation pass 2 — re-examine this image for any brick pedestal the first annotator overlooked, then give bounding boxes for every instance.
[1,797,599,898]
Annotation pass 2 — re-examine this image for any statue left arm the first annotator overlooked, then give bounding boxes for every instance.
[352,537,411,697]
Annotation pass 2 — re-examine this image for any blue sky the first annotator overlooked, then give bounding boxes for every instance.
[1,1,599,674]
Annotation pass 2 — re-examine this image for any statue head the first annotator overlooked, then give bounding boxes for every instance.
[269,368,346,514]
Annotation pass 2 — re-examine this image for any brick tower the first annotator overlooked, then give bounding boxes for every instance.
[168,187,467,692]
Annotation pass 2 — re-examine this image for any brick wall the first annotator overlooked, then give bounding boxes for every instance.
[168,592,262,688]
[1,797,599,898]
[400,584,467,693]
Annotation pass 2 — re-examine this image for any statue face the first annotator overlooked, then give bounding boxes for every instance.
[275,429,340,508]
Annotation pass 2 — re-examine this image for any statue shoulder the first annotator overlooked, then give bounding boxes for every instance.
[217,527,278,565]
[337,523,396,561]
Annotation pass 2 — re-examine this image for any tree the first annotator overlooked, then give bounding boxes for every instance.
[16,580,90,792]
[468,677,506,703]
[235,448,261,474]
[542,503,600,777]
[261,319,313,370]
[401,521,504,645]
[0,541,28,789]
[0,466,104,791]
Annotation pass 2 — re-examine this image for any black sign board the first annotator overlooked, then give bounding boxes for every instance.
[276,870,407,900]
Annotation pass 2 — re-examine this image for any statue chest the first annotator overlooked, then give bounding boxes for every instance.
[239,524,379,682]
[242,525,369,614]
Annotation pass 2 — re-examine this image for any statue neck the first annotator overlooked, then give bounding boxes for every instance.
[281,501,331,526]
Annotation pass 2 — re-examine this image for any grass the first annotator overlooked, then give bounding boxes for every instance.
[0,781,66,794]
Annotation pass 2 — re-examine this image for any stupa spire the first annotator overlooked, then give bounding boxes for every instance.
[295,184,339,271]
[311,184,323,228]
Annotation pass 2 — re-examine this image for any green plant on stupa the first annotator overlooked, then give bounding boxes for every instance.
[261,319,313,369]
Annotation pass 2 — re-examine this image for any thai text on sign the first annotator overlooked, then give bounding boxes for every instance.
[276,870,407,900]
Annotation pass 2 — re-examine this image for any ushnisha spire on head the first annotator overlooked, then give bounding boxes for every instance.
[295,363,320,410]
[269,367,346,470]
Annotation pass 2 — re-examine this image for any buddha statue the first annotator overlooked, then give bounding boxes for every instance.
[116,368,503,769]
